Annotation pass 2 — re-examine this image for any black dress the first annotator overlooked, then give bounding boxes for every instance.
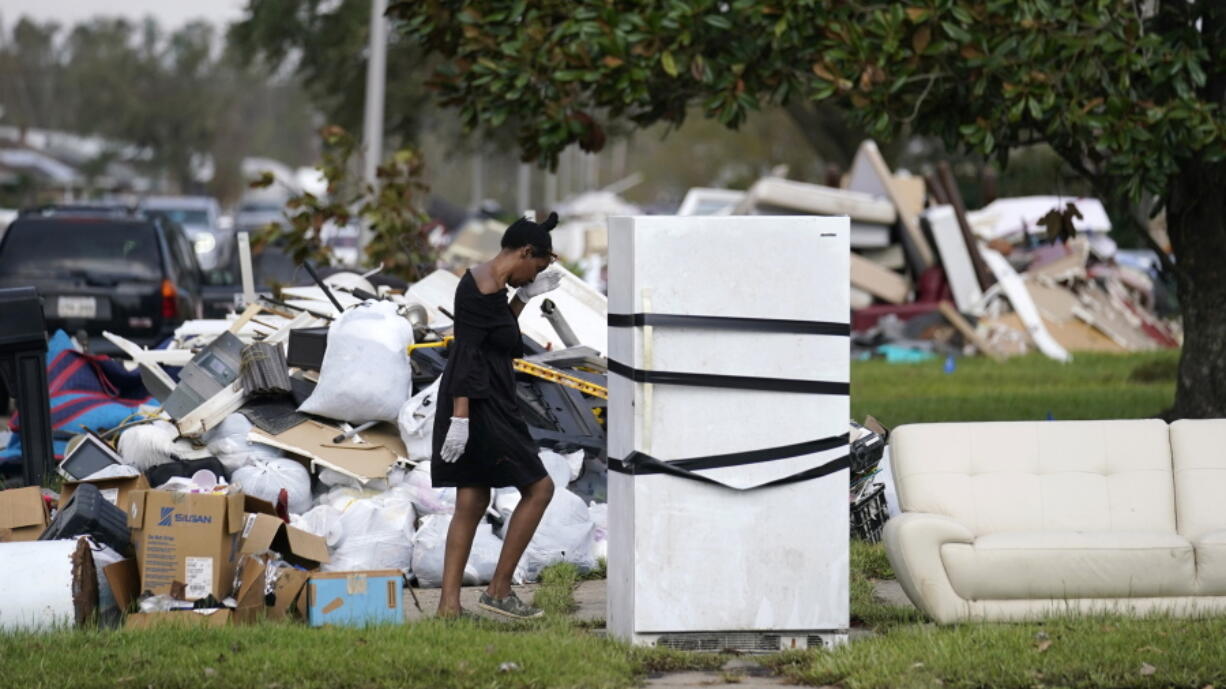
[430,270,547,488]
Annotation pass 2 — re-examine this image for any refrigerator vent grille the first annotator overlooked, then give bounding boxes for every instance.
[656,633,781,653]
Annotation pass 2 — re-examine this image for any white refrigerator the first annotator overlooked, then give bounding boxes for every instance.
[607,215,850,651]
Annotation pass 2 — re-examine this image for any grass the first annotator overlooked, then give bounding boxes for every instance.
[849,541,924,630]
[851,351,1179,428]
[769,614,1226,689]
[0,563,725,689]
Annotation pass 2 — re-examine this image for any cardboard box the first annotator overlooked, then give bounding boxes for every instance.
[127,490,246,601]
[0,486,50,542]
[125,609,232,629]
[60,474,151,515]
[307,570,404,627]
[239,512,330,570]
[233,554,314,624]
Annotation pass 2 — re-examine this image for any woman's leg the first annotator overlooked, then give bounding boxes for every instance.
[438,485,491,617]
[487,475,555,599]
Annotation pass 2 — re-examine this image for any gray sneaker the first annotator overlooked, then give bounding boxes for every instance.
[477,591,544,620]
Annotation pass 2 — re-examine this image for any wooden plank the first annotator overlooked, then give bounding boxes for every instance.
[988,312,1126,353]
[227,303,264,335]
[850,253,910,304]
[936,161,995,290]
[938,300,1006,362]
[848,141,935,270]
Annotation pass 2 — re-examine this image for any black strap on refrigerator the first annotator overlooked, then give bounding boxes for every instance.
[609,448,850,491]
[608,312,850,336]
[610,433,848,474]
[606,358,850,396]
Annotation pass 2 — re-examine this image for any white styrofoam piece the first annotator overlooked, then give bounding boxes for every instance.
[0,539,83,631]
[516,265,608,354]
[981,247,1072,362]
[849,222,892,248]
[966,196,1112,240]
[607,215,849,643]
[742,177,895,224]
[676,188,746,216]
[406,269,462,330]
[925,205,984,312]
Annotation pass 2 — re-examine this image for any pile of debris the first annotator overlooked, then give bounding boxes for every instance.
[680,140,1179,362]
[0,264,609,631]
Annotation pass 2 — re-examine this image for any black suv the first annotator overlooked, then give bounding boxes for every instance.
[0,205,204,351]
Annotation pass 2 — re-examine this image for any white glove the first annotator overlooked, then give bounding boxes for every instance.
[440,417,469,463]
[516,268,562,300]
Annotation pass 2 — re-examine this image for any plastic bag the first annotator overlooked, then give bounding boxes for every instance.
[588,502,608,562]
[538,448,584,489]
[203,413,280,473]
[411,514,507,587]
[511,488,598,583]
[396,379,441,461]
[232,457,313,515]
[403,461,456,516]
[321,486,417,573]
[117,420,188,471]
[290,504,345,548]
[298,301,414,423]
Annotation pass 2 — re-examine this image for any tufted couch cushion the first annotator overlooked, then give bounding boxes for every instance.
[891,419,1176,536]
[1170,419,1226,594]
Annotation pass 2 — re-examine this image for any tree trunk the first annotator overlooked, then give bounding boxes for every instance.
[1166,158,1226,419]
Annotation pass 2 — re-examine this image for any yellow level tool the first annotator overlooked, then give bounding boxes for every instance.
[408,337,607,399]
[512,359,608,399]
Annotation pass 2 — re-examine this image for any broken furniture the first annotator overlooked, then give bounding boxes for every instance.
[607,215,850,651]
[885,418,1226,623]
[0,286,54,487]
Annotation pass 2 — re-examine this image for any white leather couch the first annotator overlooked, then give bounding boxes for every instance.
[884,418,1226,623]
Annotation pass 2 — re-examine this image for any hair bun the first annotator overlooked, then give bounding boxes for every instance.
[540,211,559,232]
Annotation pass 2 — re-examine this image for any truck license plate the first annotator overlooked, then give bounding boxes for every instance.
[57,296,98,319]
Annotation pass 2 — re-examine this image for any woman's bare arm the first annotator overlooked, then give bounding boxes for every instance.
[453,396,470,418]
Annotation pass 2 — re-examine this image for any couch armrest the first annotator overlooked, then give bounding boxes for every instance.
[883,512,974,624]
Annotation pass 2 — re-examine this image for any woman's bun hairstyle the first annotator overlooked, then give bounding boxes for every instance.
[501,211,557,255]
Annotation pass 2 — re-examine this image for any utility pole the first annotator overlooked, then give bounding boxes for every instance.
[359,0,388,255]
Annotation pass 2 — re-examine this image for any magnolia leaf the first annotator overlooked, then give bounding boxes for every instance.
[661,51,679,77]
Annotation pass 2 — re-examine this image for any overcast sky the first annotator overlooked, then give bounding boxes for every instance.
[0,0,248,31]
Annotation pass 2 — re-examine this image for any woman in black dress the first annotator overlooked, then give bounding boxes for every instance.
[431,212,562,619]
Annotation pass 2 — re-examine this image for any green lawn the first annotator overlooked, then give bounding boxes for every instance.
[851,351,1179,427]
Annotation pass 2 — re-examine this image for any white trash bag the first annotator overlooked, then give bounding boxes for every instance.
[538,448,584,490]
[512,488,597,582]
[290,504,345,548]
[203,413,280,473]
[404,461,455,516]
[232,457,313,515]
[298,300,414,423]
[321,486,417,573]
[588,502,609,562]
[411,514,507,587]
[397,379,441,461]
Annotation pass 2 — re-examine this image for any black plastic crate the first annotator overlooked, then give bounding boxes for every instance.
[40,482,131,553]
[851,483,888,543]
